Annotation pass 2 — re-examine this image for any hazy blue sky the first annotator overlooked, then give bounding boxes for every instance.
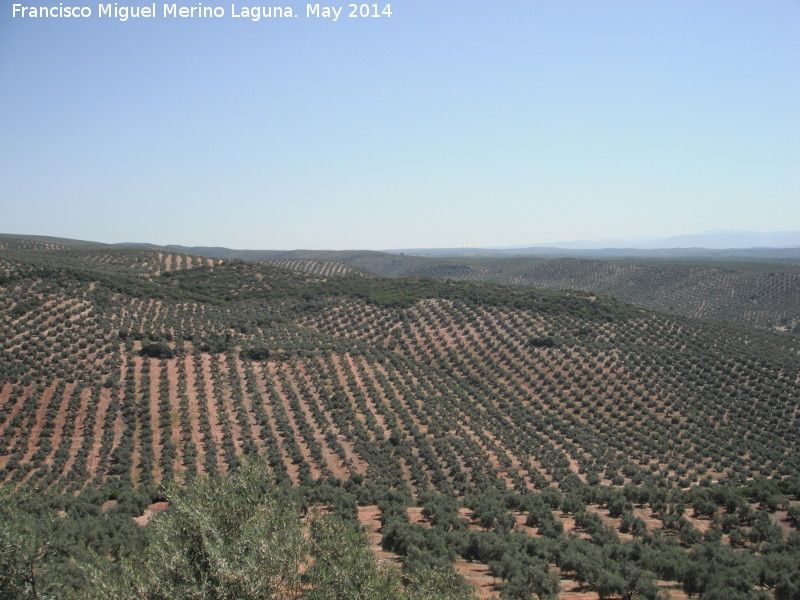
[1,1,798,249]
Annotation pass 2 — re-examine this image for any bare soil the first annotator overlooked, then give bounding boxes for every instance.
[57,386,92,487]
[166,357,186,477]
[133,501,169,526]
[43,382,75,466]
[20,380,59,464]
[356,505,403,567]
[297,361,368,476]
[251,362,299,484]
[200,353,227,475]
[268,362,322,480]
[183,354,206,475]
[148,358,163,483]
[453,559,501,599]
[85,387,112,482]
[558,578,598,600]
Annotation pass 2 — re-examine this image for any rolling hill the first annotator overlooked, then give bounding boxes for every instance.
[1,237,799,599]
[181,248,800,332]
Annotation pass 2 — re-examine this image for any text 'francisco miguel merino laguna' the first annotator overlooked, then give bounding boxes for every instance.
[11,3,393,21]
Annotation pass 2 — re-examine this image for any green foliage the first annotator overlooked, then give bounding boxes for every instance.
[11,298,42,318]
[139,342,175,359]
[77,462,474,600]
[0,490,63,599]
[1,241,799,600]
[240,347,270,361]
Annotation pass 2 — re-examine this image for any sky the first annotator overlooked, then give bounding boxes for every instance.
[1,1,798,250]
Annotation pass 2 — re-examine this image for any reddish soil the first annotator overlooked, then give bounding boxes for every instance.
[558,577,598,600]
[85,387,112,482]
[251,362,299,484]
[345,353,389,433]
[683,510,713,534]
[770,509,797,540]
[453,559,501,599]
[43,382,75,466]
[458,507,485,532]
[281,364,349,479]
[407,506,430,527]
[184,354,207,475]
[0,383,19,435]
[166,357,186,478]
[20,381,59,465]
[107,410,125,483]
[527,455,554,485]
[356,505,403,567]
[557,513,591,540]
[218,354,247,460]
[269,363,323,480]
[564,454,586,481]
[232,355,265,457]
[133,501,169,526]
[513,511,539,536]
[298,362,368,476]
[148,358,164,483]
[200,353,226,475]
[130,357,144,486]
[586,505,633,542]
[57,386,92,487]
[329,354,368,429]
[632,506,664,535]
[657,582,689,600]
[0,386,34,473]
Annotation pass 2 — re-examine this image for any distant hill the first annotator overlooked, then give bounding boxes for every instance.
[0,233,105,250]
[633,229,800,249]
[162,246,800,332]
[3,234,798,332]
[385,246,800,260]
[454,230,800,252]
[356,255,800,332]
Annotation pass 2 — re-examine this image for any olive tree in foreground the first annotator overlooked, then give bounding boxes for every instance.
[82,461,474,600]
[0,492,62,600]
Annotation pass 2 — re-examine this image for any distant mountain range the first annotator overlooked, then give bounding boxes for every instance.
[389,231,800,257]
[2,230,799,260]
[529,230,800,250]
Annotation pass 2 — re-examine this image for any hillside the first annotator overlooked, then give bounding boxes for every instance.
[275,253,800,332]
[1,241,800,599]
[153,244,800,332]
[379,256,800,332]
[7,235,797,332]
